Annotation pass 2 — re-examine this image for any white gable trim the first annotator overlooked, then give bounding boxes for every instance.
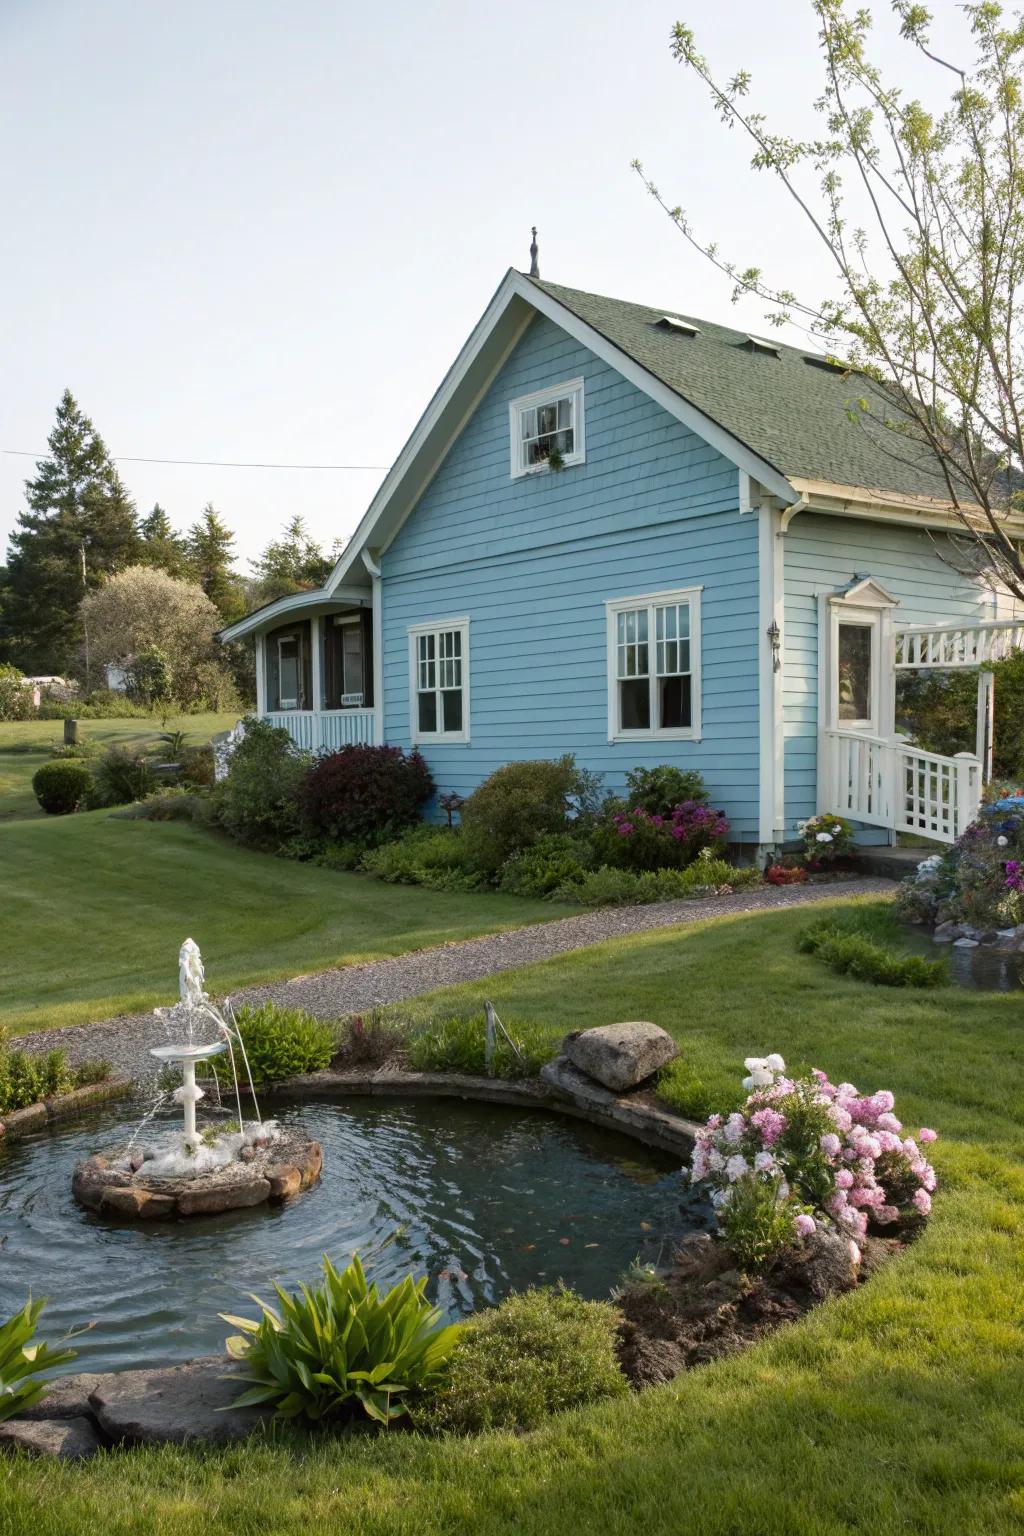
[325,270,798,590]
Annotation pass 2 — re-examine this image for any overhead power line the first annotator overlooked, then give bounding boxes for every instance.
[2,450,388,471]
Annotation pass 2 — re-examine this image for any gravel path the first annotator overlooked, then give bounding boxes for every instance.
[25,877,896,1084]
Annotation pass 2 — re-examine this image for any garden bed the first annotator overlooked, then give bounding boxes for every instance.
[0,1076,130,1142]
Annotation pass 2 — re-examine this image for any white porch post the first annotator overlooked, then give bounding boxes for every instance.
[255,632,267,715]
[756,489,785,850]
[310,618,323,750]
[977,670,994,781]
[371,573,384,746]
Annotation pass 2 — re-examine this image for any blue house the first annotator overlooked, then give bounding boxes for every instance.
[219,268,1024,855]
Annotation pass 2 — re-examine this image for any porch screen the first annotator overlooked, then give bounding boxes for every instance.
[266,620,312,711]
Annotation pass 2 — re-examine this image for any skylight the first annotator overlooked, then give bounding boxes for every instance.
[744,334,781,356]
[656,315,699,336]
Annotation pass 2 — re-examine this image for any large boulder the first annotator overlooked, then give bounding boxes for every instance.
[562,1021,679,1093]
[0,1416,102,1460]
[88,1357,270,1446]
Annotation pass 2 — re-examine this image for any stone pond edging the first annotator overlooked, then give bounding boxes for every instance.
[0,1076,132,1143]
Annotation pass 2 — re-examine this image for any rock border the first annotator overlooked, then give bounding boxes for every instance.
[0,1077,132,1143]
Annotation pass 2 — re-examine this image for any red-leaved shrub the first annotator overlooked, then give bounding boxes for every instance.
[301,745,434,846]
[764,863,809,886]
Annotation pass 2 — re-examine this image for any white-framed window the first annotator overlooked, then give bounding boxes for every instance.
[509,378,585,478]
[408,618,470,744]
[605,587,702,741]
[277,633,301,710]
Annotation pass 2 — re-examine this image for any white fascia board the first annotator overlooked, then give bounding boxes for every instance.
[216,585,370,644]
[326,271,800,588]
[788,476,1024,537]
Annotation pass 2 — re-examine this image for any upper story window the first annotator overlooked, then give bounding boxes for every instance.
[408,618,470,744]
[509,378,585,477]
[605,587,702,741]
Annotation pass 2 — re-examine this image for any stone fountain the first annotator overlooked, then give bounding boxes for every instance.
[73,940,322,1220]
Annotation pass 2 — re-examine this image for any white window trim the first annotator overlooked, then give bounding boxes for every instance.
[605,586,703,742]
[407,617,471,745]
[509,377,585,479]
[277,633,301,711]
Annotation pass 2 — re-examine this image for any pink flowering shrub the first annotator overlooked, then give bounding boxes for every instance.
[594,801,729,871]
[689,1054,938,1270]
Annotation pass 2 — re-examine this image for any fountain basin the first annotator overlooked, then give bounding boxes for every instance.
[72,1127,323,1219]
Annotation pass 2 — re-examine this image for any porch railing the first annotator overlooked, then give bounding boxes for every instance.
[264,709,376,752]
[895,619,1024,668]
[821,731,981,844]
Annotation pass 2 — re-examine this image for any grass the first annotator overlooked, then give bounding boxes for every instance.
[0,714,239,825]
[0,811,561,1035]
[2,895,1023,1534]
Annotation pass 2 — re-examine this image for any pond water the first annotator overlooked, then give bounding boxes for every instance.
[0,1096,704,1376]
[901,926,1024,992]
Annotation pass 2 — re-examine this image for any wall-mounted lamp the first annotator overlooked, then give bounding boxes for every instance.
[767,620,782,673]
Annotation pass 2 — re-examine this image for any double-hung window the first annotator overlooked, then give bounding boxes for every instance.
[605,587,702,740]
[408,619,470,744]
[509,378,585,477]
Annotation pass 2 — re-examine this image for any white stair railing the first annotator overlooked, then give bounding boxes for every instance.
[821,732,981,844]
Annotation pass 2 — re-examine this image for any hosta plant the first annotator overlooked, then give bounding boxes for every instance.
[221,1253,463,1425]
[0,1298,77,1423]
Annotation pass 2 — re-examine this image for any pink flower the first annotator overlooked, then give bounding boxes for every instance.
[795,1213,816,1237]
[820,1132,841,1157]
[876,1205,900,1225]
[751,1107,786,1145]
[918,1128,938,1143]
[913,1188,932,1216]
[835,1169,854,1189]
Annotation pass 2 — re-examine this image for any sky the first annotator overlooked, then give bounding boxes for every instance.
[0,0,966,572]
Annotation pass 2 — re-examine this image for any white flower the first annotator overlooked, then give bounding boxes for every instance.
[754,1150,776,1174]
[723,1113,745,1144]
[742,1053,785,1091]
[725,1155,749,1182]
[707,1147,725,1172]
[997,835,1008,848]
[816,832,833,843]
[765,1053,786,1073]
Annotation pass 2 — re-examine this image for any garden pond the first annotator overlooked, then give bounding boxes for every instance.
[0,1094,703,1375]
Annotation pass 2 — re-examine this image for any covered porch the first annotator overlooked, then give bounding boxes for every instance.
[220,583,382,753]
[818,581,1024,844]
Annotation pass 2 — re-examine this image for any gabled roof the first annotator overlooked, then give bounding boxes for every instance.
[529,278,953,504]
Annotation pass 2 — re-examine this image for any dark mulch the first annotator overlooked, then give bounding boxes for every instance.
[616,1228,905,1388]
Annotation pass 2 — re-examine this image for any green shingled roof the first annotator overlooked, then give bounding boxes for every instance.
[530,277,952,503]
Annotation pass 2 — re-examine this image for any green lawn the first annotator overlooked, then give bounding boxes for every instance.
[0,810,559,1035]
[3,897,1023,1535]
[0,714,239,825]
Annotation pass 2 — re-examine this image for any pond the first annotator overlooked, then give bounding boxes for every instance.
[0,1095,703,1376]
[901,925,1024,992]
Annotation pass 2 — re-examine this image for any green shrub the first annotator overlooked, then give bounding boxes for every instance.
[75,690,154,719]
[110,790,204,822]
[301,745,434,847]
[87,746,159,807]
[406,1010,554,1079]
[48,740,98,761]
[459,756,587,875]
[0,1028,86,1113]
[0,1299,77,1424]
[361,826,483,889]
[31,759,92,815]
[717,1174,800,1274]
[798,920,947,987]
[413,1286,627,1435]
[211,716,310,847]
[222,1253,462,1425]
[498,833,594,897]
[211,1002,335,1088]
[0,663,33,722]
[179,743,215,788]
[560,855,759,908]
[622,764,708,815]
[124,646,172,709]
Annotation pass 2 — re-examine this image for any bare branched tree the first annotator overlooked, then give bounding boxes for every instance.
[634,0,1024,601]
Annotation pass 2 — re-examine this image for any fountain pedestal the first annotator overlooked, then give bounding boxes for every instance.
[149,1041,228,1152]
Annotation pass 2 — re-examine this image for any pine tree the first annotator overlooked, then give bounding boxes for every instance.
[0,390,140,675]
[139,504,188,578]
[250,514,333,604]
[184,504,244,622]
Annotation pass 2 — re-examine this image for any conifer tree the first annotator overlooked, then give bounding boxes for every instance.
[139,504,188,578]
[185,504,244,621]
[250,514,333,604]
[0,390,140,675]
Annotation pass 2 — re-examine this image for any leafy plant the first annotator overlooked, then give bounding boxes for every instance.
[211,716,309,847]
[799,920,947,988]
[301,745,434,847]
[211,1002,335,1088]
[332,1012,405,1068]
[32,759,92,815]
[406,1010,554,1079]
[622,764,708,815]
[412,1286,627,1434]
[799,813,856,865]
[0,663,34,722]
[221,1253,462,1425]
[459,756,588,875]
[765,863,808,885]
[87,746,159,808]
[592,801,729,871]
[716,1173,800,1273]
[0,1028,88,1113]
[498,833,595,898]
[0,1298,77,1423]
[361,825,482,889]
[125,646,172,709]
[558,856,759,908]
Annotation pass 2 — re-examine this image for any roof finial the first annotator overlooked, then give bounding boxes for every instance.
[529,226,540,279]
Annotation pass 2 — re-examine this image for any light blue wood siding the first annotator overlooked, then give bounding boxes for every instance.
[783,512,990,837]
[380,314,762,840]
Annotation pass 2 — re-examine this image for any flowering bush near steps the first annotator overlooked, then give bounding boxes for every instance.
[689,1055,938,1273]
